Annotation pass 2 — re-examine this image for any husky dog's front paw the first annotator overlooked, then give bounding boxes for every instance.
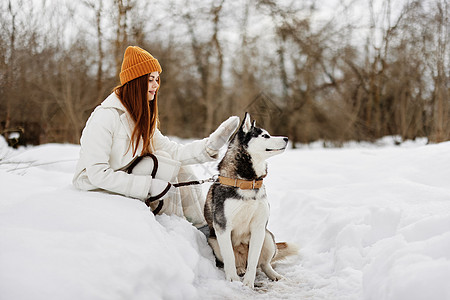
[242,273,256,288]
[226,272,240,282]
[224,267,240,282]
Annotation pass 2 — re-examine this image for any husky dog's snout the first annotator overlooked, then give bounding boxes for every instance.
[265,136,288,152]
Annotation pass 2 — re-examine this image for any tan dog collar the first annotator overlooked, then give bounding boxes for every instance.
[218,176,263,189]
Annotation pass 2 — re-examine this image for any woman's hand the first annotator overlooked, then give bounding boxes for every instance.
[148,178,175,201]
[207,116,240,153]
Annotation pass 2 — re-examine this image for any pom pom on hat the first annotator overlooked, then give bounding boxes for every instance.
[119,46,162,85]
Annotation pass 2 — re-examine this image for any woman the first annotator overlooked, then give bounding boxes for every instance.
[73,46,239,231]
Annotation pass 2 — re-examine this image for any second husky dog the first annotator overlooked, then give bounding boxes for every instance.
[204,113,297,288]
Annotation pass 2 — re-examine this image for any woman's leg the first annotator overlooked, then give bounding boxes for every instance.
[177,166,208,228]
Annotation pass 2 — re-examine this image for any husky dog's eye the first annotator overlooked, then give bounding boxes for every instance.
[262,134,270,138]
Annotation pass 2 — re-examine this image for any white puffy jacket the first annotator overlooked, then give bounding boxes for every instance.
[73,92,216,200]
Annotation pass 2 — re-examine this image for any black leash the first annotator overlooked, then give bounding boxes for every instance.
[147,175,217,215]
[172,175,218,188]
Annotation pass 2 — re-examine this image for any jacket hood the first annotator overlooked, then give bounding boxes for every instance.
[101,92,127,112]
[100,92,136,142]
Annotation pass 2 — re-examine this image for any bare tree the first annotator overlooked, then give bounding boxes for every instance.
[113,0,134,78]
[83,0,106,104]
[180,0,227,136]
[428,0,450,142]
[2,0,20,136]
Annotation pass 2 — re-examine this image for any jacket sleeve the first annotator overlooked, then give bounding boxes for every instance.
[78,108,152,200]
[152,129,217,165]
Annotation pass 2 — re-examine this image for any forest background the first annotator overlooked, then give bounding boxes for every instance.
[0,0,448,147]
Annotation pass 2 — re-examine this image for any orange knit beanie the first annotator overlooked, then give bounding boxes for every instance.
[119,46,162,85]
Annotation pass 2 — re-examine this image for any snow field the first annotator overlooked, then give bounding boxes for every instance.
[1,136,449,299]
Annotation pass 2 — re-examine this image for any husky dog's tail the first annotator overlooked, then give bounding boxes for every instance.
[272,242,299,262]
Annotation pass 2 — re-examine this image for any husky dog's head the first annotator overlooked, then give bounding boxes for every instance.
[219,113,288,179]
[233,112,288,159]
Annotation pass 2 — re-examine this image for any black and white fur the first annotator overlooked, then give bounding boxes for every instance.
[204,113,297,288]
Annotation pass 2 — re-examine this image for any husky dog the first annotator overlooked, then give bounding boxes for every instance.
[204,113,297,288]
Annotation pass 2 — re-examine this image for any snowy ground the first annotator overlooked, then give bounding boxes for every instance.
[1,136,450,300]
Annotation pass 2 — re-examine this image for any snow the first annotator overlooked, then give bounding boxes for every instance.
[1,136,450,300]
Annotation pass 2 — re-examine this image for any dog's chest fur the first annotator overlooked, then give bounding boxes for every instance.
[228,188,269,243]
[207,183,269,242]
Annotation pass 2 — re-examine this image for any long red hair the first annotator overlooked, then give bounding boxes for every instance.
[114,73,159,156]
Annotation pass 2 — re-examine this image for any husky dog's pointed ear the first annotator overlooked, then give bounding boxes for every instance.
[240,112,252,133]
[251,120,256,128]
